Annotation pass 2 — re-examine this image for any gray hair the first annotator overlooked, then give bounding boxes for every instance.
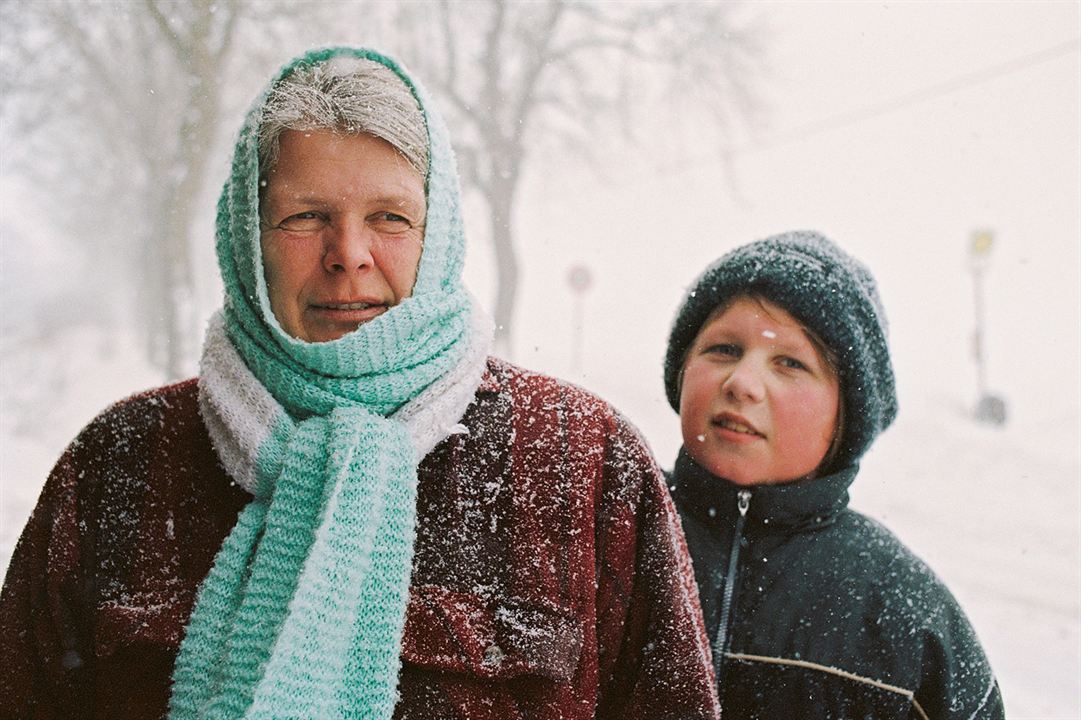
[258,56,429,177]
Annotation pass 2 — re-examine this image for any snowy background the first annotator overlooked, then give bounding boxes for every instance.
[2,2,1079,718]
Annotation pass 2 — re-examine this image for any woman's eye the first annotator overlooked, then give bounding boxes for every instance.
[370,212,413,233]
[276,212,327,233]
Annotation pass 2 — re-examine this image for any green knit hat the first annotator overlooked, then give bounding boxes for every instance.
[663,230,897,468]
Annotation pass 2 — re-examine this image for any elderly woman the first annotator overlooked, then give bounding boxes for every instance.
[0,48,717,719]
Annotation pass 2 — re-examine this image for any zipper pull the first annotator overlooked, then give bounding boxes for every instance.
[713,487,754,701]
[737,489,751,517]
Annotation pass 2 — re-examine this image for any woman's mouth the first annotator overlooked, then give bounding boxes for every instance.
[307,300,390,328]
[314,301,382,311]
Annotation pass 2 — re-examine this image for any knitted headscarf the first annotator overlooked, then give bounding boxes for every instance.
[169,47,492,719]
[663,230,897,470]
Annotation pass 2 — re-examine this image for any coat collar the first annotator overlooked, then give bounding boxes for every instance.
[670,447,858,535]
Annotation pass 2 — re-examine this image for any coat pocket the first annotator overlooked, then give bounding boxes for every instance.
[401,584,583,683]
[95,589,192,659]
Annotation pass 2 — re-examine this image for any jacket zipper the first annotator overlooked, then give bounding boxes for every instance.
[712,488,751,704]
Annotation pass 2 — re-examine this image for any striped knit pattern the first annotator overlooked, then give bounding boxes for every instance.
[169,47,491,719]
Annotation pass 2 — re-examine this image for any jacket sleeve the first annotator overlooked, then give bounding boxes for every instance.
[911,596,1005,720]
[593,414,720,720]
[0,444,96,720]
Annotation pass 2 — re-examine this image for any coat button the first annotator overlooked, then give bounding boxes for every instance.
[483,644,505,666]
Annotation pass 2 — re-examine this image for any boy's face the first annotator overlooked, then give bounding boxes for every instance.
[679,296,840,486]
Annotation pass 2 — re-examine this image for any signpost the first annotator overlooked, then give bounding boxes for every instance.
[567,264,592,374]
[969,230,1007,425]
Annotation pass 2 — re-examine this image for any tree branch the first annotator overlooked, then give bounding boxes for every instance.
[42,3,129,107]
[144,0,190,63]
[508,0,564,148]
[212,0,242,66]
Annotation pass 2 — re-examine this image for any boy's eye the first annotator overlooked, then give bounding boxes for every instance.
[779,356,808,371]
[275,211,328,233]
[705,343,741,358]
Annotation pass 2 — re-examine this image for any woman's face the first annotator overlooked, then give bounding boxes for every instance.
[679,296,841,485]
[259,129,426,343]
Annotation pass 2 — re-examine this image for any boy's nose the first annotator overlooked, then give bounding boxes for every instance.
[722,361,765,403]
[323,218,374,273]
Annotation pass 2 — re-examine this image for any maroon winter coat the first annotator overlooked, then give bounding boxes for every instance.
[1,358,718,719]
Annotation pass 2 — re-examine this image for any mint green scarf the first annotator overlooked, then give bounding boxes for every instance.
[169,47,489,719]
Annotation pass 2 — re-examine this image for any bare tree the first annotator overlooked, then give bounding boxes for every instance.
[2,0,243,380]
[383,0,767,355]
[2,0,766,367]
[138,0,241,379]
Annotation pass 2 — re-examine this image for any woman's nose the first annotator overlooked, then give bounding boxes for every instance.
[323,218,374,272]
[722,360,766,403]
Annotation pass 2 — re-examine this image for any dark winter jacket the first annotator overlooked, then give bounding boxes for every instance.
[669,449,1004,720]
[0,358,719,720]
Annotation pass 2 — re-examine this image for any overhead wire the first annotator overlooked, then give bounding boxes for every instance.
[726,36,1081,159]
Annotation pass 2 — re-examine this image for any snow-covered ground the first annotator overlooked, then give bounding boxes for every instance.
[855,399,1080,718]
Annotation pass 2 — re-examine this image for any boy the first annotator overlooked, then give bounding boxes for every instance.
[664,230,1004,719]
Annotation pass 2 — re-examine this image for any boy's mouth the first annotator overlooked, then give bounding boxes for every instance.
[712,415,764,438]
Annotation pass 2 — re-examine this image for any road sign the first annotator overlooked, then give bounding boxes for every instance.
[567,265,592,294]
